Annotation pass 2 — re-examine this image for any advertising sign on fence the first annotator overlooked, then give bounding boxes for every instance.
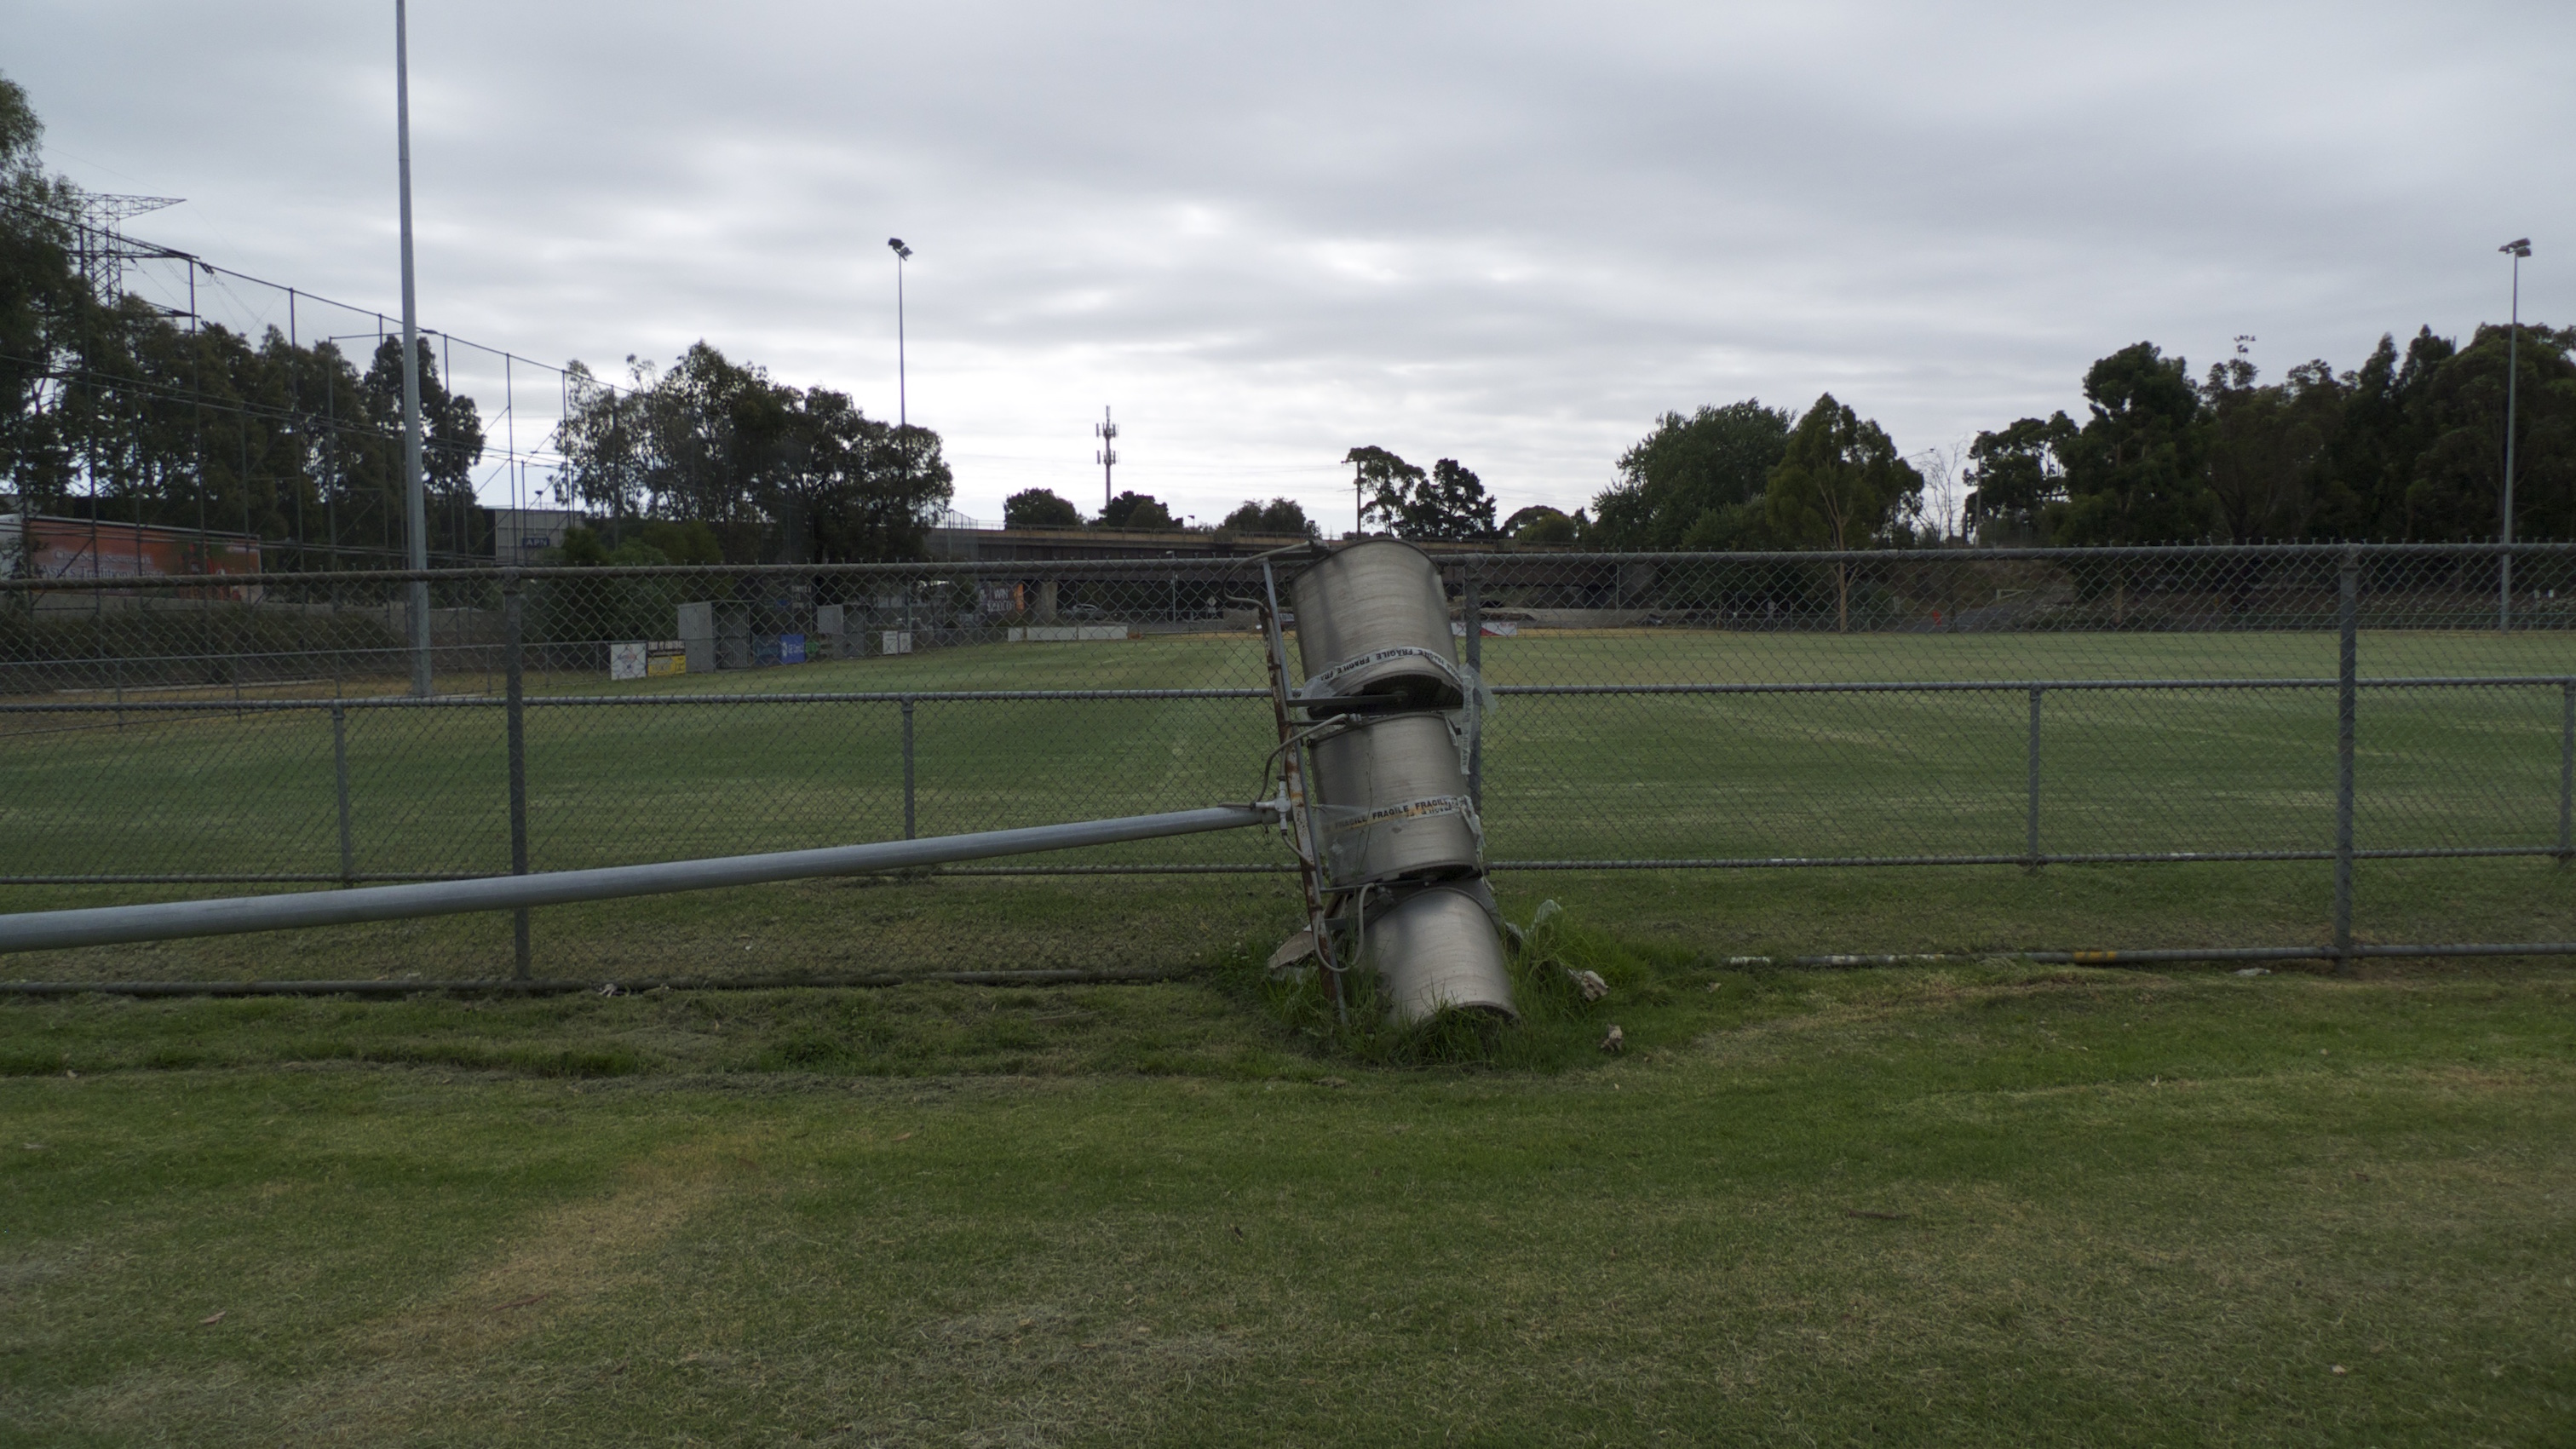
[609,641,647,681]
[647,641,686,676]
[3,515,262,599]
[1006,625,1135,642]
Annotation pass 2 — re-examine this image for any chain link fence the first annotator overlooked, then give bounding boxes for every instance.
[2,543,2568,983]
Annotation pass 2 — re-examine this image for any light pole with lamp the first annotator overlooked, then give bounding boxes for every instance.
[2499,238,2531,632]
[888,238,912,427]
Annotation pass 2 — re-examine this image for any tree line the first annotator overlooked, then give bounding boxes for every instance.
[1,72,952,572]
[1583,328,2573,555]
[2,75,493,566]
[1003,484,1325,540]
[549,343,952,566]
[999,446,1501,543]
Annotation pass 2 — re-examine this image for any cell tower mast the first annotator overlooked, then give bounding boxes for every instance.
[1095,406,1118,511]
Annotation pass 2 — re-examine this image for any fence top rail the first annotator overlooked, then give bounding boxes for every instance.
[0,687,1279,712]
[1498,676,2576,695]
[3,676,2568,714]
[3,540,2571,592]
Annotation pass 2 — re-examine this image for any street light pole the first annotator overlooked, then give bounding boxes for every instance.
[2500,238,2531,633]
[394,0,431,696]
[887,238,911,427]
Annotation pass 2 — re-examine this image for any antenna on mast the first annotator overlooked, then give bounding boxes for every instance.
[1095,406,1119,511]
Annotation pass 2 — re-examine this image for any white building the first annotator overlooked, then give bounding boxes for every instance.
[488,508,584,566]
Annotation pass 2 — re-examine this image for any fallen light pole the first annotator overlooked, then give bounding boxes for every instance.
[1261,539,1517,1025]
[0,805,1277,956]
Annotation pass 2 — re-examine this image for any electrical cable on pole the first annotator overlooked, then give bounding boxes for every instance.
[395,0,431,695]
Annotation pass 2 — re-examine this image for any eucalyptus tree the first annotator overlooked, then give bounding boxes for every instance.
[1762,394,1923,630]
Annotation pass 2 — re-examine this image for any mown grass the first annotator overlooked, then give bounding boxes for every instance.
[5,850,2570,992]
[2,629,2565,882]
[3,626,2569,987]
[3,946,2570,1446]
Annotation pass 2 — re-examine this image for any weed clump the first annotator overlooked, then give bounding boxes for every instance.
[1253,900,1685,1071]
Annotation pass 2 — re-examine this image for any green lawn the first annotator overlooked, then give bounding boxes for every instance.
[0,628,2568,983]
[3,955,2571,1446]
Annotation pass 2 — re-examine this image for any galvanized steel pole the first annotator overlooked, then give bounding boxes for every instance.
[1462,562,1482,812]
[331,701,354,885]
[394,0,432,696]
[900,696,917,840]
[0,805,1276,955]
[503,574,531,978]
[2559,681,2573,865]
[2333,547,2359,973]
[2499,239,2531,631]
[2025,687,2043,872]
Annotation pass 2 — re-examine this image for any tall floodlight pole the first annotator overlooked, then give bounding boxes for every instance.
[2499,238,2531,633]
[887,238,911,426]
[395,0,431,696]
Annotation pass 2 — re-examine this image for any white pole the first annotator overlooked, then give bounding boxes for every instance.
[396,0,432,694]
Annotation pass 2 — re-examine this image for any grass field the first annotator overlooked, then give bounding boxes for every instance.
[7,626,2572,1441]
[3,946,2572,1446]
[0,627,2570,984]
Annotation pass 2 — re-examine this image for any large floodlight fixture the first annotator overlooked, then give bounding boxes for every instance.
[2498,238,2532,630]
[888,238,913,426]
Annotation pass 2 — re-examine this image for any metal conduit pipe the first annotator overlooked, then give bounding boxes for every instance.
[0,804,1277,956]
[1721,942,2576,969]
[0,967,1202,999]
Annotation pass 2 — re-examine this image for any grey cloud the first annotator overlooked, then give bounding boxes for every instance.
[8,0,2572,523]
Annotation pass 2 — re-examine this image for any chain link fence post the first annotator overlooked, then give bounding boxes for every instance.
[331,700,354,887]
[1463,561,1483,813]
[2333,545,2359,975]
[901,695,917,841]
[2025,686,2044,873]
[2559,679,2573,866]
[503,572,531,980]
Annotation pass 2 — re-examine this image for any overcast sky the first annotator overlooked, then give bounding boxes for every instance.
[8,1,2571,528]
